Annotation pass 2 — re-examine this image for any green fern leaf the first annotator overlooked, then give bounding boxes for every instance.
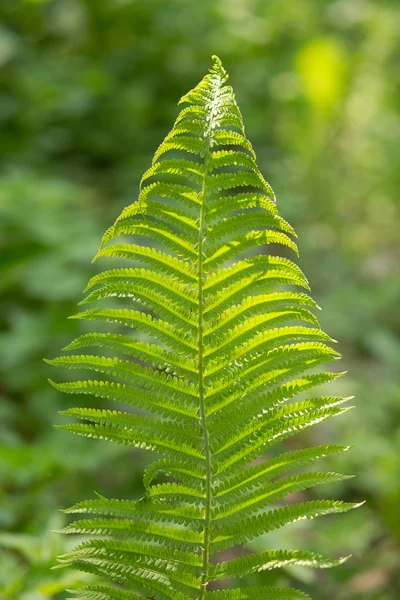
[49,55,360,600]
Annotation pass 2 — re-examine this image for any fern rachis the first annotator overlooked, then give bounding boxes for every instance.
[48,56,360,600]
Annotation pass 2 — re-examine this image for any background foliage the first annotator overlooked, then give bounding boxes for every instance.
[0,1,399,598]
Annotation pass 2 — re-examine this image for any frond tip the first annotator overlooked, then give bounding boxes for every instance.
[48,55,360,599]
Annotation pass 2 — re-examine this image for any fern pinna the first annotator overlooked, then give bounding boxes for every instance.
[48,56,359,600]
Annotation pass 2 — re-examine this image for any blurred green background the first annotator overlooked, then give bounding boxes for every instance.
[0,0,399,598]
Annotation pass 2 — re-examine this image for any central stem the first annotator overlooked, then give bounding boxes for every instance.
[198,75,221,599]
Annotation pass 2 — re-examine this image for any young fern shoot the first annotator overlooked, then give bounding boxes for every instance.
[48,56,360,600]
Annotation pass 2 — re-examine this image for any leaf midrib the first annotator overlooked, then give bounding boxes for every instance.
[197,71,222,600]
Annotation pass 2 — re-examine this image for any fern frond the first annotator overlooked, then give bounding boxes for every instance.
[49,55,359,600]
